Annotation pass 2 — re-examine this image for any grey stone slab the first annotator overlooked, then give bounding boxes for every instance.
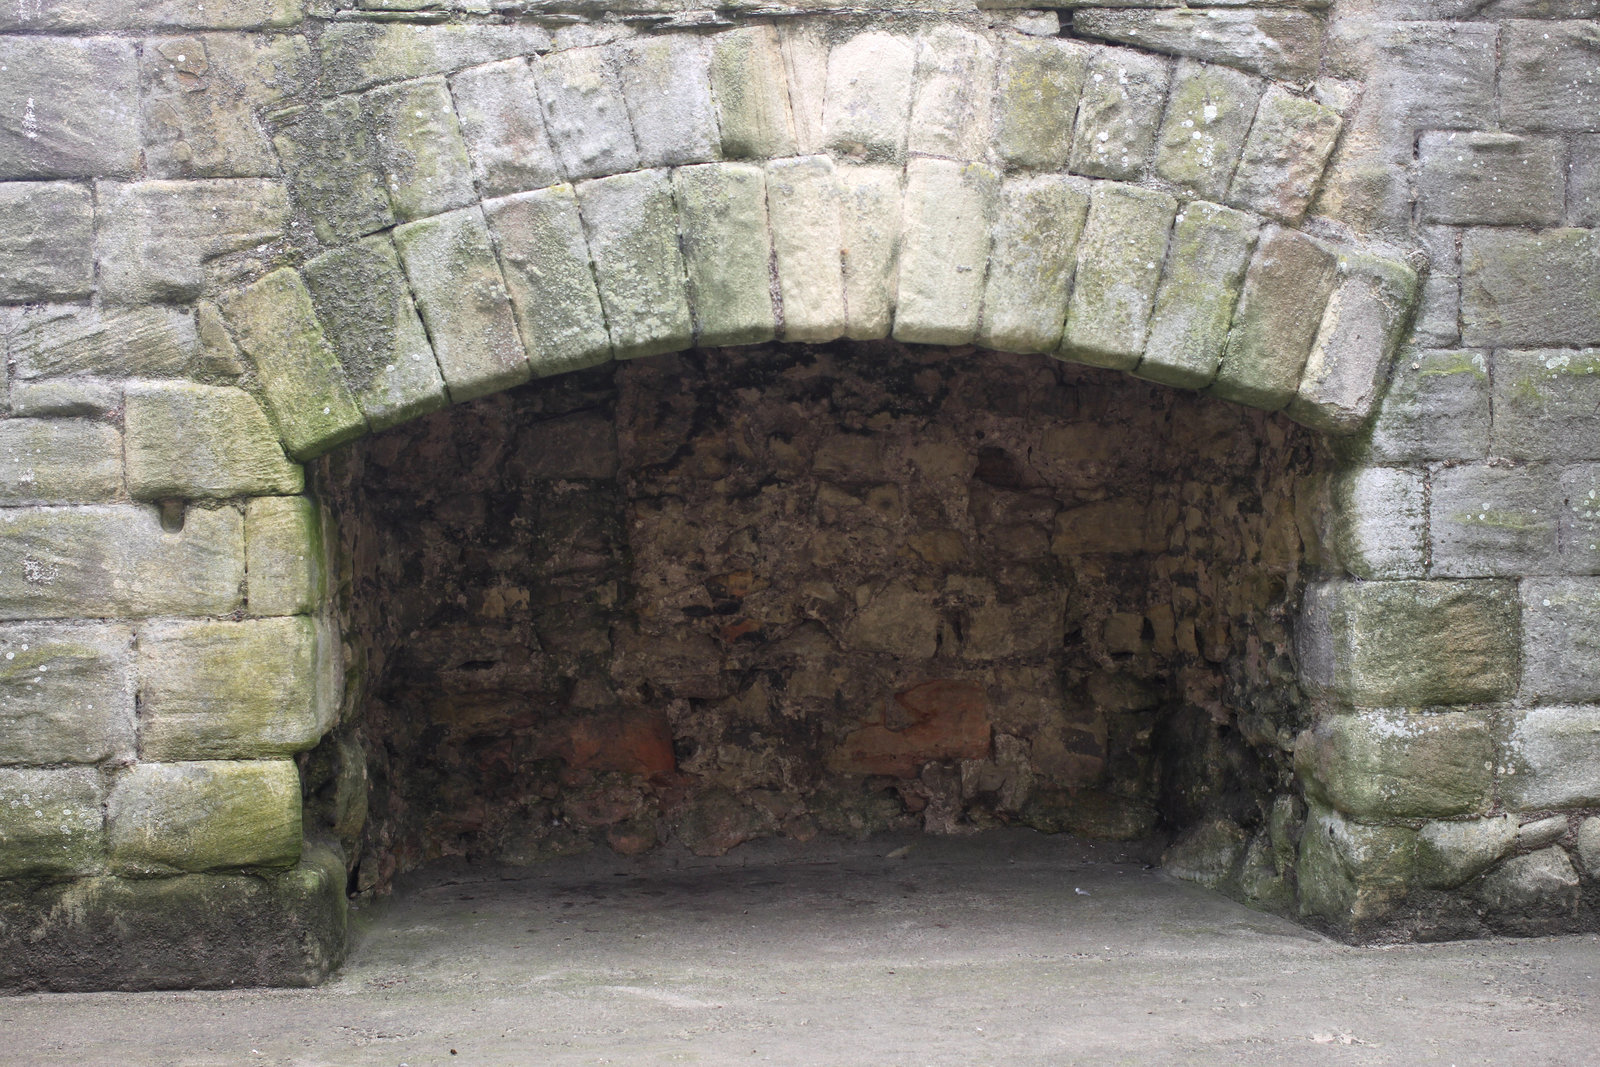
[1572,134,1600,227]
[366,76,477,224]
[0,767,103,879]
[535,46,639,181]
[450,58,563,201]
[0,182,93,304]
[673,163,776,348]
[1500,21,1600,132]
[576,169,693,360]
[1327,21,1497,135]
[1490,348,1600,461]
[0,419,123,506]
[107,759,301,875]
[1060,182,1177,370]
[1463,229,1600,349]
[271,97,394,244]
[992,37,1089,170]
[1363,349,1490,465]
[907,27,995,162]
[124,382,303,501]
[838,164,901,341]
[1211,227,1338,412]
[1418,131,1567,227]
[1137,200,1257,390]
[1416,815,1517,890]
[8,306,200,381]
[711,25,797,161]
[96,179,291,305]
[9,380,121,419]
[615,35,720,168]
[1430,463,1559,578]
[483,186,612,377]
[1227,87,1342,226]
[1297,709,1494,820]
[1414,274,1461,349]
[318,21,552,95]
[0,622,134,766]
[1323,466,1427,581]
[1153,61,1262,203]
[894,158,999,347]
[1068,47,1170,181]
[767,155,846,344]
[394,206,530,402]
[823,31,918,163]
[1072,8,1325,83]
[0,36,140,179]
[977,175,1090,356]
[302,236,449,433]
[0,0,301,31]
[1506,706,1600,810]
[1558,464,1600,574]
[244,495,324,618]
[1522,579,1600,703]
[0,504,243,620]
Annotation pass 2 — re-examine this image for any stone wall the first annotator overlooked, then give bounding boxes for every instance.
[0,0,1595,990]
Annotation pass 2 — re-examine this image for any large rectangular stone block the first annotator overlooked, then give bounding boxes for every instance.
[673,163,776,348]
[0,36,140,179]
[894,158,999,347]
[0,0,301,32]
[1363,349,1490,464]
[0,505,243,620]
[365,75,477,224]
[576,169,693,360]
[1067,46,1171,181]
[1296,801,1416,926]
[1153,60,1261,203]
[394,206,531,401]
[993,37,1089,170]
[1500,21,1600,132]
[450,58,562,201]
[977,175,1090,355]
[271,97,394,244]
[1490,348,1600,461]
[1297,709,1495,820]
[138,617,338,761]
[1211,227,1338,411]
[0,623,134,766]
[1522,578,1600,703]
[710,25,797,161]
[823,32,917,163]
[319,21,552,96]
[1138,201,1257,389]
[1504,706,1600,810]
[107,760,301,875]
[125,382,302,500]
[1430,464,1559,578]
[767,156,846,344]
[615,35,719,169]
[1073,8,1325,83]
[838,165,901,342]
[1323,466,1427,581]
[536,46,639,181]
[1227,87,1342,225]
[0,419,123,505]
[907,27,995,161]
[0,767,104,879]
[0,182,93,304]
[8,305,201,380]
[1462,229,1600,348]
[1418,131,1567,227]
[245,496,324,618]
[1060,183,1177,370]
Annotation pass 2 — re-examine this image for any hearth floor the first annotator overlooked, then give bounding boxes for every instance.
[3,828,1598,1066]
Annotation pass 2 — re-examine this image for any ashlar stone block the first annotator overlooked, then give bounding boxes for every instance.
[0,767,104,879]
[271,97,394,243]
[894,158,999,347]
[536,46,639,181]
[576,169,693,360]
[1211,227,1338,411]
[365,76,477,224]
[318,21,552,96]
[673,163,776,348]
[450,58,562,201]
[1558,464,1600,574]
[907,27,995,162]
[838,165,902,342]
[710,25,798,160]
[993,37,1089,170]
[1153,61,1262,203]
[1462,228,1600,348]
[0,622,134,766]
[1072,8,1325,83]
[0,182,93,303]
[1060,182,1177,370]
[823,32,917,163]
[1499,21,1600,132]
[1296,709,1495,820]
[1363,349,1490,464]
[0,0,301,32]
[0,419,123,506]
[0,36,140,179]
[1521,579,1600,703]
[766,155,846,344]
[8,305,201,381]
[394,206,530,401]
[124,382,302,501]
[1137,200,1257,389]
[483,186,613,376]
[9,380,122,420]
[1323,466,1427,581]
[1418,131,1567,227]
[977,175,1090,355]
[615,35,720,169]
[1228,87,1342,225]
[1505,706,1600,811]
[1068,47,1171,181]
[1490,348,1600,461]
[245,496,324,618]
[1572,134,1600,227]
[1430,463,1559,578]
[107,760,301,875]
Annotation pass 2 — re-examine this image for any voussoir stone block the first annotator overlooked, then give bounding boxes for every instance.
[576,169,693,361]
[908,27,995,162]
[125,382,302,501]
[0,419,123,506]
[536,46,639,181]
[978,175,1090,356]
[1430,464,1558,578]
[1072,8,1325,83]
[838,165,901,341]
[245,496,324,618]
[767,155,846,344]
[8,305,201,381]
[894,158,999,347]
[0,505,243,620]
[1211,227,1338,412]
[0,182,93,304]
[710,25,797,160]
[1462,229,1600,348]
[1227,87,1342,226]
[1068,47,1171,182]
[1137,200,1257,390]
[365,75,476,224]
[0,767,104,879]
[107,760,301,875]
[450,58,562,201]
[1153,61,1261,204]
[1521,579,1600,703]
[1060,182,1177,370]
[993,37,1089,170]
[0,622,134,766]
[615,35,720,169]
[823,31,917,163]
[1296,709,1495,820]
[0,36,140,179]
[271,97,394,244]
[673,163,776,348]
[138,617,338,761]
[1490,348,1600,461]
[1418,131,1567,227]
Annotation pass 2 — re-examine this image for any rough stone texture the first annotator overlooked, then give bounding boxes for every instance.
[615,35,719,169]
[0,0,302,32]
[124,382,302,500]
[1071,8,1325,83]
[1498,20,1600,132]
[907,27,995,162]
[1296,710,1494,820]
[576,170,694,360]
[0,623,134,766]
[1068,47,1170,182]
[1578,817,1600,879]
[0,37,140,179]
[1415,815,1517,890]
[823,32,917,163]
[1211,228,1338,411]
[1517,815,1569,852]
[107,760,302,875]
[0,419,122,506]
[245,496,323,618]
[450,58,562,201]
[366,76,477,224]
[0,182,94,303]
[1227,88,1342,226]
[978,175,1090,355]
[1323,466,1427,581]
[536,46,639,181]
[1418,131,1567,227]
[1521,580,1600,704]
[1153,61,1261,203]
[673,163,776,348]
[318,22,551,96]
[1477,848,1581,933]
[837,165,901,341]
[1297,803,1415,926]
[1572,134,1600,227]
[271,98,394,243]
[1138,201,1257,389]
[1430,464,1558,578]
[894,158,998,346]
[1462,229,1600,348]
[1489,348,1600,461]
[0,767,104,879]
[7,305,201,381]
[711,25,798,161]
[1363,349,1490,464]
[1290,252,1419,434]
[1162,816,1248,891]
[993,37,1088,169]
[1060,183,1177,370]
[766,155,846,344]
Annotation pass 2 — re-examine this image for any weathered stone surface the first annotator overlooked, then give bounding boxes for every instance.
[673,163,776,348]
[1060,182,1176,370]
[0,419,122,505]
[366,76,476,224]
[1162,816,1248,891]
[536,46,639,181]
[1296,710,1494,820]
[1072,8,1324,83]
[838,165,901,341]
[1573,134,1600,227]
[107,760,301,875]
[576,169,693,360]
[1153,61,1261,203]
[1211,227,1338,411]
[318,21,552,96]
[1138,200,1256,389]
[1430,464,1558,578]
[8,305,201,380]
[1416,815,1516,890]
[1297,580,1520,706]
[1363,349,1490,464]
[1521,581,1600,704]
[450,58,562,201]
[978,175,1089,355]
[1228,87,1341,225]
[0,0,301,32]
[1324,466,1427,580]
[0,623,134,766]
[1290,251,1419,434]
[246,496,323,618]
[1068,47,1170,181]
[777,22,829,153]
[907,27,994,161]
[271,97,393,243]
[1297,802,1415,925]
[1517,815,1569,852]
[710,25,796,160]
[139,617,337,761]
[823,32,917,163]
[0,768,104,878]
[616,35,719,168]
[828,678,990,778]
[484,186,612,376]
[1578,817,1600,878]
[0,37,140,179]
[96,180,290,304]
[1499,21,1600,132]
[1490,348,1600,461]
[1477,848,1580,929]
[767,155,846,344]
[0,182,93,303]
[1505,706,1600,810]
[1462,229,1600,348]
[894,158,998,347]
[221,268,367,459]
[125,382,302,500]
[992,37,1088,169]
[1418,131,1567,227]
[8,380,121,419]
[394,206,530,401]
[0,505,243,620]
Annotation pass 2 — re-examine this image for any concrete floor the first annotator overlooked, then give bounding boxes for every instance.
[2,830,1597,1066]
